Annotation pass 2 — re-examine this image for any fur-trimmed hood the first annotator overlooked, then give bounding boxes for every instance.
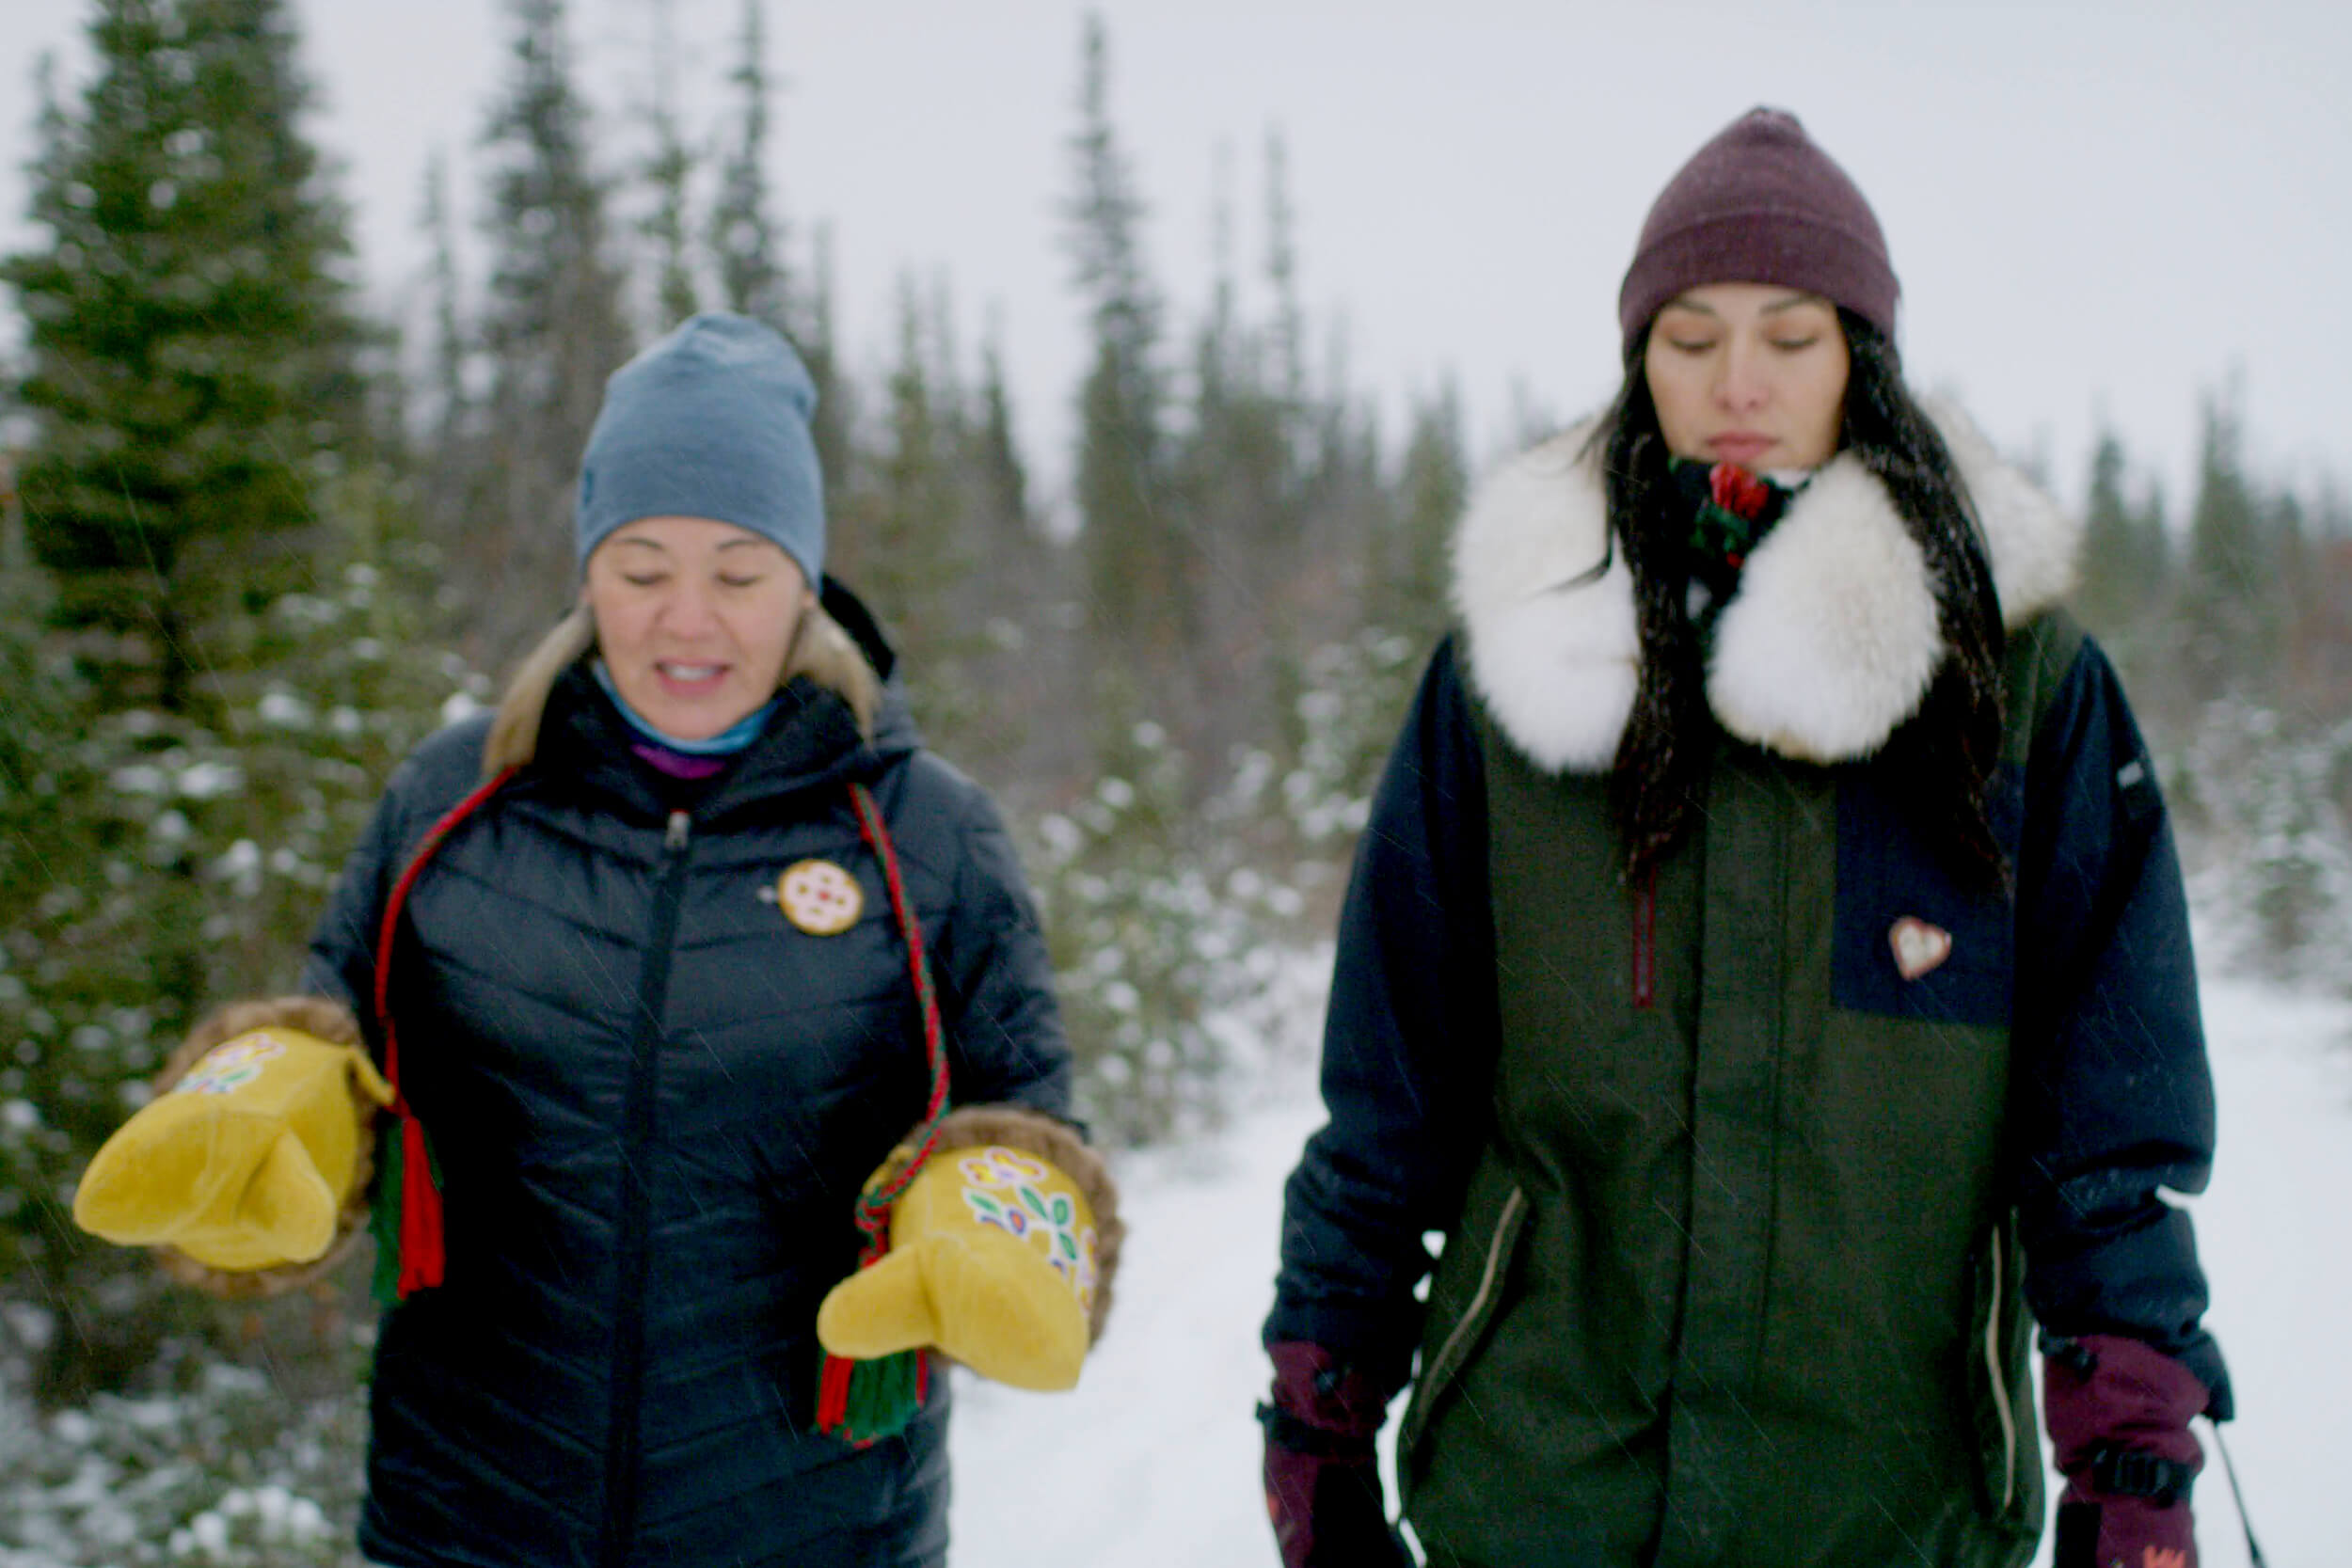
[1451,399,2080,773]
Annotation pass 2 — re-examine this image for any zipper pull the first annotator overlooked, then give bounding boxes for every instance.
[1631,872,1657,1010]
[665,810,691,852]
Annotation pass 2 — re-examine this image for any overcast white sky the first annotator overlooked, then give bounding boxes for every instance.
[3,0,2347,524]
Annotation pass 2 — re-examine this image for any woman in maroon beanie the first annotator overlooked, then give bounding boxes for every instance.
[1258,108,2232,1568]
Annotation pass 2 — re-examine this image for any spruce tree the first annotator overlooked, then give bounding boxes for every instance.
[708,0,789,330]
[834,277,974,732]
[706,0,850,516]
[639,0,698,329]
[1063,14,1175,668]
[2078,431,2135,639]
[0,467,469,1401]
[2178,387,2277,702]
[2288,484,2352,710]
[961,322,1086,798]
[4,0,367,713]
[2075,428,2169,673]
[419,150,469,456]
[463,0,632,673]
[1291,325,1388,646]
[1262,129,1305,421]
[800,223,854,505]
[1168,141,1298,776]
[968,326,1031,549]
[1279,380,1468,828]
[1,6,470,1394]
[1382,383,1468,650]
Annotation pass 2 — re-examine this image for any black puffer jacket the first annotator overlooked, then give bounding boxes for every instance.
[307,589,1069,1568]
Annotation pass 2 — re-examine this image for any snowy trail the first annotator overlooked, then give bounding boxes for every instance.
[2174,979,2352,1568]
[946,1054,1327,1567]
[950,976,2352,1568]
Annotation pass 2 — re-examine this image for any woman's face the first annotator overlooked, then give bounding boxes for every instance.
[581,515,812,740]
[1643,283,1850,470]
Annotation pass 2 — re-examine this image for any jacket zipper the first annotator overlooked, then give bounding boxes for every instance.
[1418,1186,1527,1418]
[1983,1223,2018,1513]
[600,809,694,1568]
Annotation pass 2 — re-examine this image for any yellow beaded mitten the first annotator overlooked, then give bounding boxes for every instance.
[72,998,390,1285]
[817,1104,1122,1393]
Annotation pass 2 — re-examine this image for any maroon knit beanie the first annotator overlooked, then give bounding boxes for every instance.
[1617,107,1899,350]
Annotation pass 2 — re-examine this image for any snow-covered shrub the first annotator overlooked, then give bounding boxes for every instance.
[1024,630,1431,1144]
[0,477,481,1401]
[2171,703,2352,990]
[0,1320,367,1567]
[1272,627,1423,849]
[1028,721,1316,1145]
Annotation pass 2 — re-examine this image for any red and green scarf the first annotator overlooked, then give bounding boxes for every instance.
[1664,458,1804,614]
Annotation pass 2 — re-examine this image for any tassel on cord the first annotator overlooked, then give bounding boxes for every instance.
[370,1105,445,1304]
[815,782,952,1444]
[369,768,516,1307]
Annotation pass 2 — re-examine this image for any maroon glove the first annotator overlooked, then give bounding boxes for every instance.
[1258,1341,1410,1568]
[2044,1334,2208,1568]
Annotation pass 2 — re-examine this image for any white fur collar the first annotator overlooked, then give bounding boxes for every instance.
[1451,399,2079,773]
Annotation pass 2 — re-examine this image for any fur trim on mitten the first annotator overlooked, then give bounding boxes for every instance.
[145,997,380,1301]
[154,995,362,1085]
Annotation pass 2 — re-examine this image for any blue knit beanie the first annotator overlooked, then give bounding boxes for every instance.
[576,312,825,585]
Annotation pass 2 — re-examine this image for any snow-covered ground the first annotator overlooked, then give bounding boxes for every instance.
[951,974,2352,1568]
[947,1050,1327,1566]
[2177,978,2352,1568]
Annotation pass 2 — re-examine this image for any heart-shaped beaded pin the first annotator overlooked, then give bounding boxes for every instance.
[1889,916,1953,981]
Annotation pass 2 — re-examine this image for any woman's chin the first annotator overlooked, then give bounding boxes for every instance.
[630,696,738,743]
[659,711,738,743]
[622,675,749,740]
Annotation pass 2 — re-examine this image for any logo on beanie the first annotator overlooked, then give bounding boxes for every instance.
[767,859,862,935]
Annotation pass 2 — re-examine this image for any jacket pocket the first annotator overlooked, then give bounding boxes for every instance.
[1397,1180,1529,1476]
[1965,1214,2043,1535]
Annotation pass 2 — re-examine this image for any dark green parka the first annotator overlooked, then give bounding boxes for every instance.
[1266,404,2226,1567]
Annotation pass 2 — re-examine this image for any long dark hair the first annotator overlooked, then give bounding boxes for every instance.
[1592,309,2010,889]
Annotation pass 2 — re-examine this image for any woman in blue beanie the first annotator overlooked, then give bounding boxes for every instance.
[284,312,1111,1567]
[1259,110,2233,1568]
